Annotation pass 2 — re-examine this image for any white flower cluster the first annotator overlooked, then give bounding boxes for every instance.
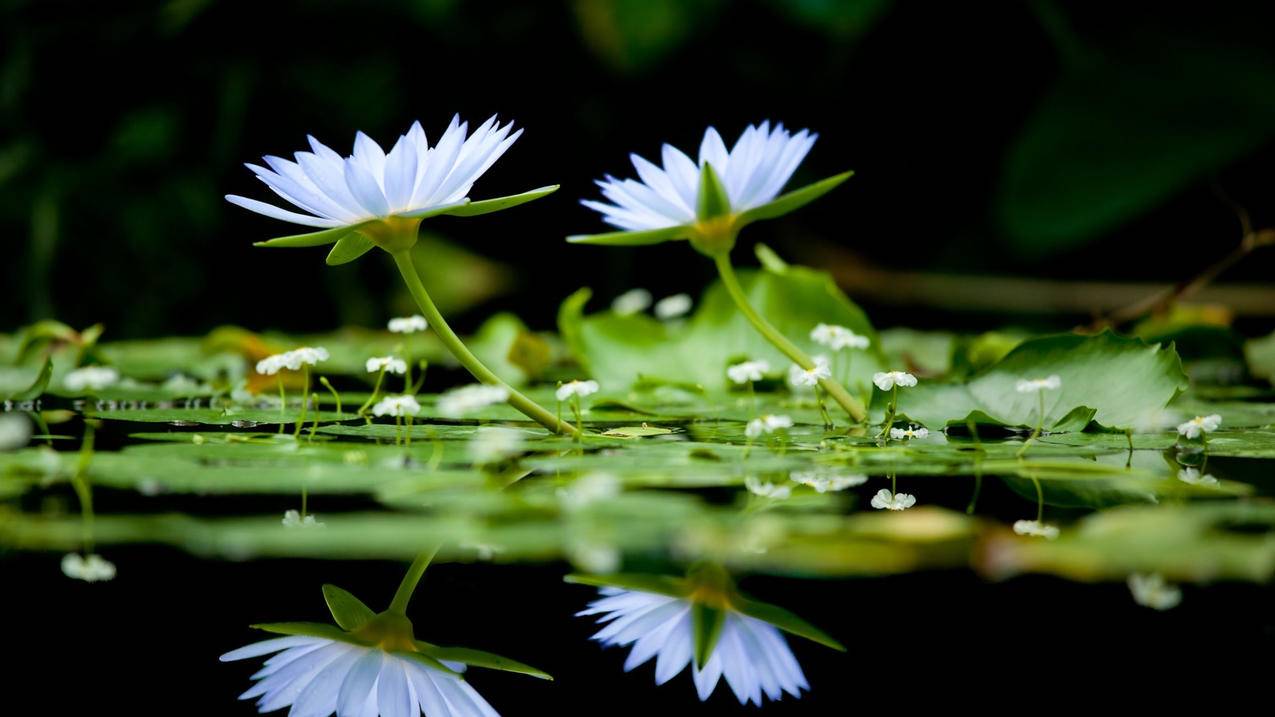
[746,414,793,439]
[810,323,869,351]
[556,379,600,401]
[438,384,509,417]
[371,394,422,418]
[255,346,330,375]
[1015,375,1061,393]
[870,489,916,511]
[745,475,792,500]
[1012,519,1059,539]
[63,366,120,392]
[387,314,428,333]
[281,510,324,528]
[1176,414,1221,439]
[872,371,917,391]
[365,355,407,374]
[61,553,116,582]
[1128,573,1182,611]
[788,356,831,387]
[654,293,693,319]
[611,288,652,316]
[889,426,928,440]
[727,359,770,384]
[789,469,867,493]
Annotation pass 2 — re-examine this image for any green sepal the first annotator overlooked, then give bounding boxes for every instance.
[400,199,471,219]
[696,162,731,222]
[443,185,559,217]
[564,573,690,598]
[251,621,359,644]
[325,233,377,266]
[736,171,853,227]
[322,584,376,631]
[691,602,727,668]
[566,225,691,246]
[731,596,845,651]
[7,358,52,400]
[392,650,463,677]
[253,222,369,249]
[415,641,553,681]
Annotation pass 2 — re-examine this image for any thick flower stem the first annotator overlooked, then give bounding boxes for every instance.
[391,250,579,436]
[389,546,440,615]
[712,252,866,423]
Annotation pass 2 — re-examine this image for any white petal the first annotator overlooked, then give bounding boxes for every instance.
[660,143,700,209]
[337,649,383,717]
[383,134,420,211]
[220,636,323,662]
[377,659,414,717]
[623,606,688,672]
[692,651,724,701]
[290,646,362,717]
[225,195,343,228]
[697,126,730,175]
[255,643,350,712]
[652,612,693,685]
[351,131,388,186]
[343,159,390,217]
[413,115,467,206]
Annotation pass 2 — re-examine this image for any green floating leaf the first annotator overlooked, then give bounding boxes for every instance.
[879,331,1188,431]
[600,425,676,438]
[254,223,366,249]
[444,185,558,217]
[567,224,691,246]
[564,572,689,598]
[322,584,376,631]
[1246,331,1275,386]
[691,602,726,668]
[415,642,552,680]
[326,233,377,265]
[731,595,845,651]
[736,171,853,226]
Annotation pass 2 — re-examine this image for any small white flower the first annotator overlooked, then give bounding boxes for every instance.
[221,636,498,717]
[387,314,429,333]
[788,356,832,388]
[281,510,325,528]
[611,288,653,316]
[0,414,32,451]
[556,379,600,401]
[255,354,289,375]
[467,426,525,465]
[1177,468,1219,487]
[745,414,793,439]
[372,394,422,418]
[437,384,509,417]
[558,473,622,511]
[255,347,330,375]
[1015,375,1062,393]
[654,293,693,320]
[870,489,916,511]
[1177,414,1222,439]
[1128,573,1182,611]
[61,553,116,582]
[745,475,792,500]
[1012,520,1060,539]
[578,587,808,705]
[872,371,917,391]
[63,366,120,392]
[888,426,929,440]
[810,323,869,351]
[727,359,771,384]
[365,355,407,374]
[789,470,868,493]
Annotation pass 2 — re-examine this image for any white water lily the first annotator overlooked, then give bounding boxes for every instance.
[366,356,408,375]
[0,414,32,451]
[1177,414,1221,439]
[810,324,869,351]
[256,347,330,375]
[611,288,653,316]
[872,371,917,391]
[789,470,867,493]
[870,489,916,511]
[888,426,928,440]
[654,293,693,320]
[281,510,325,529]
[556,379,600,401]
[788,356,832,388]
[388,315,429,334]
[1015,375,1061,393]
[727,359,771,384]
[372,395,422,418]
[578,587,808,705]
[227,116,522,229]
[63,366,120,392]
[1177,468,1219,487]
[1012,520,1060,540]
[437,385,509,417]
[745,475,792,500]
[467,426,525,465]
[61,553,116,582]
[745,414,793,439]
[1128,573,1182,611]
[221,636,499,717]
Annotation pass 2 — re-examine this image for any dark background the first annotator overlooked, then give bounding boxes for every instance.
[5,1,1275,713]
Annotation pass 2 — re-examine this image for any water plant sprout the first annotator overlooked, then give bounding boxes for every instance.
[569,122,867,424]
[227,117,578,436]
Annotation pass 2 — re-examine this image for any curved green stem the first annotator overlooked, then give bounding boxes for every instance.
[713,253,866,422]
[391,250,578,436]
[389,546,440,615]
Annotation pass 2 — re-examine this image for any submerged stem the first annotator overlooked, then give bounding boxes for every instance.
[391,250,577,436]
[712,253,866,423]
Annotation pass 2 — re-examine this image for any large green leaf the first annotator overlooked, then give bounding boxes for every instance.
[322,584,376,631]
[443,186,558,217]
[4,358,51,400]
[877,331,1188,431]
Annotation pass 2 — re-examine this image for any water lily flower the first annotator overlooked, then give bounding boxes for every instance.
[0,414,31,451]
[745,475,792,500]
[810,324,869,351]
[366,356,408,375]
[870,489,916,511]
[1012,519,1060,539]
[62,366,120,392]
[281,510,325,529]
[888,426,928,440]
[556,379,600,401]
[1015,375,1061,393]
[61,553,116,582]
[745,414,793,439]
[1177,414,1221,439]
[611,288,653,316]
[388,315,429,334]
[432,385,507,418]
[654,293,693,320]
[1177,468,1219,487]
[872,371,917,391]
[467,426,525,465]
[372,395,422,418]
[788,356,832,387]
[1127,573,1182,611]
[727,359,771,384]
[789,470,868,492]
